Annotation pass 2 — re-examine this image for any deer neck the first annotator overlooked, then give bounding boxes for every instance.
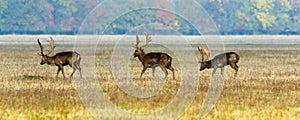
[137,52,146,63]
[44,55,56,65]
[205,60,213,69]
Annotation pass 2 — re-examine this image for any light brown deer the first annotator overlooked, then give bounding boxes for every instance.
[133,32,175,80]
[37,38,82,79]
[198,47,210,61]
[199,52,240,77]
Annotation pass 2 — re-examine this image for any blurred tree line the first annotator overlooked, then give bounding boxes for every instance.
[200,0,300,35]
[0,0,300,35]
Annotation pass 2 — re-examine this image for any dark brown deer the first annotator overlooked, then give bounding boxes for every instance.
[37,38,82,79]
[200,52,240,77]
[133,32,175,80]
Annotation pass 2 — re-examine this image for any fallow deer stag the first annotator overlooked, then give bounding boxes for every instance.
[199,52,240,77]
[37,38,82,79]
[198,47,210,61]
[133,32,175,80]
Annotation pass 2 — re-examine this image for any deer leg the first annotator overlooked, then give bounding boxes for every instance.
[74,62,82,78]
[140,67,147,80]
[69,63,75,78]
[212,68,217,76]
[56,67,61,79]
[234,64,239,77]
[230,63,239,77]
[221,67,225,76]
[161,66,168,80]
[60,65,66,79]
[152,67,156,78]
[167,66,175,80]
[70,67,76,78]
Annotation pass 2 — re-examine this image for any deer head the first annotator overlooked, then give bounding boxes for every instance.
[133,32,152,58]
[37,37,57,65]
[200,60,211,71]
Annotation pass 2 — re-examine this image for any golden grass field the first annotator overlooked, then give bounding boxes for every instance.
[0,35,300,119]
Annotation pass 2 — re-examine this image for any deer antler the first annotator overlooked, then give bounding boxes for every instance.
[47,37,56,55]
[135,34,142,48]
[37,39,44,56]
[145,32,152,44]
[198,47,204,62]
[141,32,152,48]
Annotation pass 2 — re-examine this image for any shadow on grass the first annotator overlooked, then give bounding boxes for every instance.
[23,75,44,80]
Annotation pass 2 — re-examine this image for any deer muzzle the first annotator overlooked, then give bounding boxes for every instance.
[200,65,206,71]
[40,61,46,65]
[133,53,138,57]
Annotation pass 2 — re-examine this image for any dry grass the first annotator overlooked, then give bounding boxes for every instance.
[0,36,300,119]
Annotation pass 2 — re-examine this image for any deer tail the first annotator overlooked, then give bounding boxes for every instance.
[166,56,172,68]
[77,53,81,63]
[73,52,81,64]
[235,53,240,63]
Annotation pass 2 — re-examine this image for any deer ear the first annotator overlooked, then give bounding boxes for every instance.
[199,60,203,63]
[201,58,204,63]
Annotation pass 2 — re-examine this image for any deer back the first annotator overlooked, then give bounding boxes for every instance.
[142,52,172,67]
[53,51,80,66]
[200,52,239,70]
[211,52,239,67]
